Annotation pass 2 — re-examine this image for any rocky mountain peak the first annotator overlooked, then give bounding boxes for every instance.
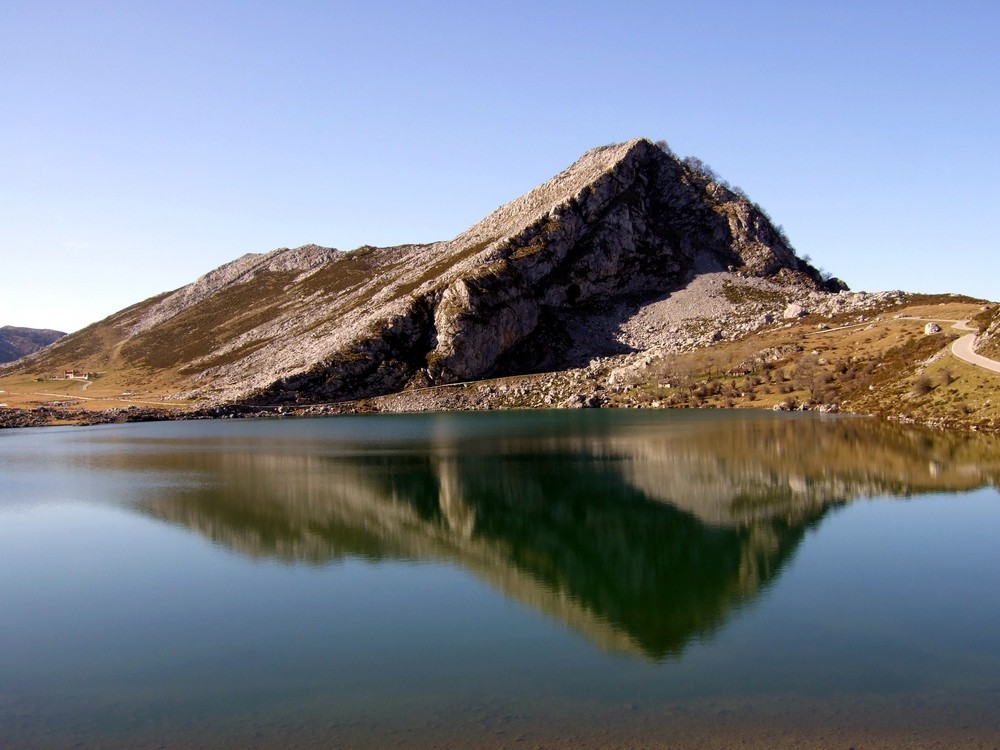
[6,138,845,406]
[455,138,654,250]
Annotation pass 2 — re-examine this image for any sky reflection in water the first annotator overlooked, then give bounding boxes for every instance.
[1,411,999,748]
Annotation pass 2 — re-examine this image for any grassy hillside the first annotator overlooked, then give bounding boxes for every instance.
[609,298,998,430]
[356,295,1000,433]
[3,291,997,431]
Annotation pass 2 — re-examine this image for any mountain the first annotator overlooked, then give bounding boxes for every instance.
[0,326,65,364]
[0,138,840,407]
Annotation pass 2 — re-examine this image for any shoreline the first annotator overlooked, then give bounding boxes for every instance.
[4,294,997,434]
[2,397,998,434]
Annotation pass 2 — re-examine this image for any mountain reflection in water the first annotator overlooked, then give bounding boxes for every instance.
[86,411,1000,661]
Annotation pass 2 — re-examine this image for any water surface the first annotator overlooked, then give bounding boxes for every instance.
[2,410,999,748]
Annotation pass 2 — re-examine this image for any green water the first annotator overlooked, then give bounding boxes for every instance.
[1,410,999,748]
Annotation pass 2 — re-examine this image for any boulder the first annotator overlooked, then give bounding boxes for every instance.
[783,303,806,319]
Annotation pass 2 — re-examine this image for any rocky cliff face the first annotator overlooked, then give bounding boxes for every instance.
[977,306,1000,360]
[4,138,843,405]
[0,326,65,364]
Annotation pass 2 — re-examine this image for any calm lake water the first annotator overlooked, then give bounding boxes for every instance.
[2,410,999,749]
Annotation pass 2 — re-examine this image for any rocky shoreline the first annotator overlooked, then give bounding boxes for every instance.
[3,360,994,434]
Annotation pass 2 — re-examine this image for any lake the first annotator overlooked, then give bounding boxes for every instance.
[2,410,999,749]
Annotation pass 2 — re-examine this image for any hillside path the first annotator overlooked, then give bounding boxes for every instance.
[31,391,191,408]
[950,320,1000,373]
[809,315,1000,374]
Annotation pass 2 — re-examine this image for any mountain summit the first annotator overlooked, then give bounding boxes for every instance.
[4,138,842,405]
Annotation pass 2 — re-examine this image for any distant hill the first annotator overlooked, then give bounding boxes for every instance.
[0,138,840,405]
[0,326,65,364]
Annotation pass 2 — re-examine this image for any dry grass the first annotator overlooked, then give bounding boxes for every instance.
[392,238,497,299]
[119,271,300,370]
[605,299,1000,430]
[0,373,194,412]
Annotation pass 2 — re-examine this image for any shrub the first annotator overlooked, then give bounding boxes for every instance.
[682,156,717,182]
[654,139,674,156]
[912,375,934,396]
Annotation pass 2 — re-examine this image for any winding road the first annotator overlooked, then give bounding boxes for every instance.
[950,320,1000,374]
[806,315,1000,374]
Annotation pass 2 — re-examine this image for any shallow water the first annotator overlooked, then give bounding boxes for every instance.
[2,410,999,748]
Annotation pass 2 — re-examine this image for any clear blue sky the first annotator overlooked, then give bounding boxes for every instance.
[3,0,998,332]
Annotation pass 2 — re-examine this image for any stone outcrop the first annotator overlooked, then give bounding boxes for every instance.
[977,306,1000,359]
[2,138,846,406]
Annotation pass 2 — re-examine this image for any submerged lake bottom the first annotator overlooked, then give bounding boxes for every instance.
[2,410,999,749]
